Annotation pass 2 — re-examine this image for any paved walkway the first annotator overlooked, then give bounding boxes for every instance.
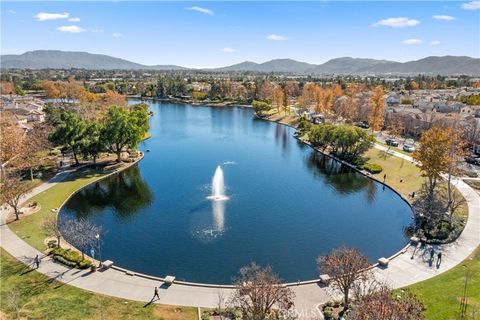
[1,156,480,319]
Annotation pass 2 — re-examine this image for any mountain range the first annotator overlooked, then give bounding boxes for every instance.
[1,50,479,75]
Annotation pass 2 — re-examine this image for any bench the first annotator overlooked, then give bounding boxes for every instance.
[410,236,420,244]
[164,275,176,285]
[378,257,389,267]
[319,274,331,285]
[102,260,114,269]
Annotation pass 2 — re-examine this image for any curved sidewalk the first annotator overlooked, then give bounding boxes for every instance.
[1,167,479,319]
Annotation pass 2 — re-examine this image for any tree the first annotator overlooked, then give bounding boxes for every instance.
[412,127,451,199]
[81,122,104,164]
[0,81,15,95]
[368,86,385,131]
[317,247,371,309]
[350,286,424,320]
[61,218,101,260]
[229,262,295,320]
[0,113,26,178]
[252,100,271,117]
[102,106,149,162]
[386,117,405,151]
[42,216,63,247]
[272,86,285,114]
[49,111,87,165]
[258,80,274,103]
[0,174,30,220]
[299,83,317,112]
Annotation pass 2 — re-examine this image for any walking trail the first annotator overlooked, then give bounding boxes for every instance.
[1,151,479,319]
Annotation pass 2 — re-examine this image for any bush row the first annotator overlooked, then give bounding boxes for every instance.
[51,247,92,269]
[362,163,383,174]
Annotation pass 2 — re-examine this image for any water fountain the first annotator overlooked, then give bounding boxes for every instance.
[208,166,228,201]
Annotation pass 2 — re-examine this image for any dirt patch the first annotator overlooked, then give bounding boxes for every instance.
[5,204,41,224]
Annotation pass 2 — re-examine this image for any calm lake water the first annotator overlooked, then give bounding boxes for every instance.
[59,101,412,284]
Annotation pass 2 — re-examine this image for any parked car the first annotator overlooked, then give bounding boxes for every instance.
[403,144,415,152]
[465,155,480,166]
[385,138,399,147]
[355,121,370,129]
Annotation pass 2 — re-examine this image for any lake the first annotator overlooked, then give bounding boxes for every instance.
[59,101,412,284]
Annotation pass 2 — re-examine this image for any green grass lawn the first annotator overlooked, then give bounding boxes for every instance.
[0,249,198,320]
[363,147,423,200]
[407,247,480,320]
[9,168,111,251]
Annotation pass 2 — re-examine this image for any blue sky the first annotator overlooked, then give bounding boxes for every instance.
[1,1,479,68]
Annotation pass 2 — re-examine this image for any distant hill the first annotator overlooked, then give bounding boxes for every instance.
[1,50,479,75]
[0,50,185,70]
[214,58,316,73]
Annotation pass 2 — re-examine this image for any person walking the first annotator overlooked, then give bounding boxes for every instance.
[437,252,442,267]
[154,287,160,300]
[429,247,435,263]
[34,255,40,269]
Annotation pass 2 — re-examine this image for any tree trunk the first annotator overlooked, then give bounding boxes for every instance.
[116,150,121,162]
[14,207,20,220]
[72,148,79,165]
[344,288,350,309]
[30,168,34,181]
[57,235,61,248]
[447,166,453,212]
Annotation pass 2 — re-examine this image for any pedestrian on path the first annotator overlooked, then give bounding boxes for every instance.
[154,287,160,300]
[436,252,442,268]
[34,255,40,269]
[429,247,435,265]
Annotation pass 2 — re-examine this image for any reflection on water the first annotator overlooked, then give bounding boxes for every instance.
[190,198,227,242]
[62,166,153,221]
[305,151,370,195]
[212,199,225,231]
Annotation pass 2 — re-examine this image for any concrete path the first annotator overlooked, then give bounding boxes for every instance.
[1,157,480,319]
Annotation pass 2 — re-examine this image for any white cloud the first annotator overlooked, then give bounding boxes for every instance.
[112,33,123,38]
[462,1,480,10]
[34,12,69,21]
[372,17,420,27]
[221,47,236,53]
[429,40,441,45]
[187,6,214,15]
[91,29,104,33]
[267,34,287,41]
[57,25,85,33]
[68,17,80,22]
[403,38,423,45]
[433,15,455,21]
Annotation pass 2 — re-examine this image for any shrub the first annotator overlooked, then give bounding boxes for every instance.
[51,247,92,268]
[78,259,92,269]
[53,255,77,268]
[323,307,334,319]
[362,163,383,174]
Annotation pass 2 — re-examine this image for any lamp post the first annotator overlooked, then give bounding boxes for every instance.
[95,233,102,268]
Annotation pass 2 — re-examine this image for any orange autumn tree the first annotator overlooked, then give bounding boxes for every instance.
[272,86,285,114]
[368,85,385,131]
[413,127,452,198]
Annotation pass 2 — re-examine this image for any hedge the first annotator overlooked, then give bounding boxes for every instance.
[52,247,92,269]
[362,163,383,174]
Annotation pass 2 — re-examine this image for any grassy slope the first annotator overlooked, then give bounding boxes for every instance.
[0,249,197,320]
[407,248,480,320]
[363,147,423,200]
[9,168,111,251]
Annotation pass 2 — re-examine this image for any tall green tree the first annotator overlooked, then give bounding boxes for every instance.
[49,112,86,165]
[102,106,149,162]
[81,122,104,164]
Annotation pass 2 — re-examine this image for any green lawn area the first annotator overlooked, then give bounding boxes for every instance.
[363,147,423,200]
[407,247,480,320]
[9,167,111,251]
[0,249,198,320]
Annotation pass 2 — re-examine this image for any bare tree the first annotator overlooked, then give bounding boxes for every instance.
[1,173,30,220]
[61,218,101,260]
[317,247,371,309]
[229,262,295,320]
[349,285,424,320]
[42,216,63,247]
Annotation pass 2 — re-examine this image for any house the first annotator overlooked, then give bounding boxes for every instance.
[27,110,45,122]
